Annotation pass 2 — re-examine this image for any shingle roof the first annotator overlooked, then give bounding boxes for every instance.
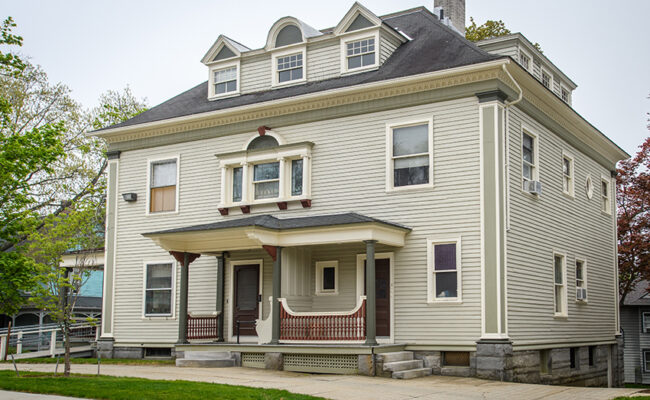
[622,280,650,306]
[102,7,500,131]
[143,212,411,236]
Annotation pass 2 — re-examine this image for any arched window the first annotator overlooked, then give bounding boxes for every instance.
[247,135,279,150]
[275,25,302,48]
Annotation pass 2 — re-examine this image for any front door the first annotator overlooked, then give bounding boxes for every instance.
[364,258,391,337]
[233,264,259,336]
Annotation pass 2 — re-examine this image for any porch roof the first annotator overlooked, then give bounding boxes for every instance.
[142,212,411,254]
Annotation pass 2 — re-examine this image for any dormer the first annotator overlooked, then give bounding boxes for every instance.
[201,35,251,100]
[334,2,408,75]
[265,17,322,88]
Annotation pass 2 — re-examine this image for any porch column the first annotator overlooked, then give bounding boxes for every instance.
[170,251,200,344]
[364,240,377,346]
[216,253,225,342]
[271,246,283,344]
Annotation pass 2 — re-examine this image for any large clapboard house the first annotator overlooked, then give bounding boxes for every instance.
[93,1,628,385]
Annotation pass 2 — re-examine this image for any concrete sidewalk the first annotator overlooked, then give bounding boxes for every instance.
[0,363,642,400]
[0,391,80,400]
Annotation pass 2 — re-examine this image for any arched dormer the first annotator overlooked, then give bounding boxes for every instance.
[243,130,286,151]
[266,18,321,87]
[265,17,322,50]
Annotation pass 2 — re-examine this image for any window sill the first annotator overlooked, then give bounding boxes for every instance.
[562,191,575,200]
[218,197,311,215]
[341,65,379,76]
[519,189,541,200]
[142,315,176,320]
[315,291,339,296]
[428,299,462,305]
[601,210,612,217]
[146,210,180,217]
[386,183,434,194]
[553,314,569,320]
[271,78,307,89]
[208,91,240,101]
[575,299,588,305]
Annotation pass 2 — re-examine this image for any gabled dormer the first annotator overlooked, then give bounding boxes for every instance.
[201,35,251,100]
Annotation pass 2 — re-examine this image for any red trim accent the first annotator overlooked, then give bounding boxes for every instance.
[169,251,201,265]
[276,201,287,210]
[218,208,229,216]
[187,314,219,340]
[262,245,277,261]
[280,298,366,341]
[300,199,312,208]
[257,126,271,136]
[240,205,250,214]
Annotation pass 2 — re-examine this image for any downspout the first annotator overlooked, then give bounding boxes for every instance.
[501,62,523,232]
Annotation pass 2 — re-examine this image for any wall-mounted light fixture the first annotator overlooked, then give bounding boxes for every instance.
[122,193,137,202]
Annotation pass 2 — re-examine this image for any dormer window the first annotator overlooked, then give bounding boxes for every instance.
[214,67,237,95]
[275,25,303,48]
[277,53,303,83]
[346,38,375,70]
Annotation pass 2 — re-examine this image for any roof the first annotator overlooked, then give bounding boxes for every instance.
[622,280,650,306]
[101,7,499,131]
[144,212,411,236]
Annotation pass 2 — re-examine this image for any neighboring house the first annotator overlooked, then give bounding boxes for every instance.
[621,281,650,384]
[92,1,628,386]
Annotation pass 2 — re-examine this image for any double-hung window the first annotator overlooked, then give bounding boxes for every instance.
[562,154,574,196]
[277,53,303,83]
[643,313,650,333]
[149,159,177,213]
[554,253,567,316]
[253,162,280,200]
[315,261,338,295]
[644,350,650,372]
[213,66,237,95]
[144,263,174,316]
[522,131,538,184]
[346,38,375,70]
[427,238,461,303]
[542,70,551,89]
[519,52,530,71]
[576,260,587,302]
[388,120,433,189]
[601,178,611,214]
[561,87,571,104]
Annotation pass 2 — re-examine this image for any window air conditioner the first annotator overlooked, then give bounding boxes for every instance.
[576,288,587,300]
[523,180,542,195]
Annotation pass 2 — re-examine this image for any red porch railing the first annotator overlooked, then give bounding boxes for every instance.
[187,312,220,340]
[279,297,366,341]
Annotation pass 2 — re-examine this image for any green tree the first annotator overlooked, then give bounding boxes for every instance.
[465,16,542,52]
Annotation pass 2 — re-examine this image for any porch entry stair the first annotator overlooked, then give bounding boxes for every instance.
[378,351,432,379]
[176,351,236,368]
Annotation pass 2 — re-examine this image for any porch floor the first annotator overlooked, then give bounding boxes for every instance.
[176,342,406,355]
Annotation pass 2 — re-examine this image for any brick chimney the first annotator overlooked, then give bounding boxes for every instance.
[434,0,466,34]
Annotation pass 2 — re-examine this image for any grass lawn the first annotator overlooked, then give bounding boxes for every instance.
[1,357,174,365]
[0,370,324,400]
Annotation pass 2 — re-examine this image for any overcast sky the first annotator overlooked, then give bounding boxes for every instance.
[2,0,648,155]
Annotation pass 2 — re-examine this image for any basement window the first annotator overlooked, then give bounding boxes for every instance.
[569,347,579,369]
[144,347,172,358]
[540,349,551,374]
[588,346,596,366]
[443,351,469,367]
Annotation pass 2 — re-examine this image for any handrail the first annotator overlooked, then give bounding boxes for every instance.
[188,311,221,318]
[278,296,367,317]
[1,322,95,336]
[187,312,220,341]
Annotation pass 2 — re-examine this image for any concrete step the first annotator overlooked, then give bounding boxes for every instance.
[392,367,433,380]
[176,358,236,368]
[183,351,231,360]
[383,359,424,372]
[378,351,414,363]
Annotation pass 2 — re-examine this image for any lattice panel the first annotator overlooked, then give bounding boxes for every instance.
[241,352,265,368]
[284,354,358,374]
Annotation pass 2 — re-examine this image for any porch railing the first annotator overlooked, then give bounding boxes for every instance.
[279,296,366,341]
[187,311,220,340]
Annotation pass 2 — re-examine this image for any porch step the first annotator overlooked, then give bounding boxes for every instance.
[176,351,236,368]
[383,359,424,372]
[392,367,433,380]
[377,351,413,363]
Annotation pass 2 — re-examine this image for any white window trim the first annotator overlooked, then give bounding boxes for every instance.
[541,66,553,90]
[562,151,575,198]
[601,175,612,215]
[644,350,650,372]
[208,59,241,100]
[340,29,380,75]
[560,83,572,105]
[315,260,339,296]
[271,45,307,88]
[575,258,587,303]
[218,141,312,208]
[427,236,462,304]
[585,174,594,199]
[643,313,650,334]
[385,117,434,192]
[226,259,263,343]
[553,251,568,318]
[145,154,180,216]
[518,47,532,72]
[521,126,540,194]
[142,259,177,319]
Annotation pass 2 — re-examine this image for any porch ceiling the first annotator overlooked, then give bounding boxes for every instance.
[142,212,411,254]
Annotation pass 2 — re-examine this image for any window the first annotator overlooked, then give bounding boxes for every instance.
[149,159,177,213]
[346,38,375,70]
[144,263,173,316]
[253,162,280,200]
[315,261,338,295]
[588,346,596,366]
[277,53,303,83]
[232,167,243,202]
[540,349,551,374]
[601,178,611,214]
[542,70,551,89]
[562,154,574,196]
[291,159,303,196]
[643,313,650,333]
[644,350,650,373]
[427,237,461,302]
[519,51,530,71]
[213,66,237,95]
[554,253,567,316]
[569,347,579,369]
[522,131,538,184]
[576,259,587,302]
[388,120,433,190]
[585,175,594,199]
[561,87,570,103]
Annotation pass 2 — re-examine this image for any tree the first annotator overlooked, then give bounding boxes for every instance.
[617,135,650,304]
[91,86,147,130]
[465,16,543,52]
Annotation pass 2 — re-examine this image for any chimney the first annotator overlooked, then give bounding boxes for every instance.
[434,0,466,34]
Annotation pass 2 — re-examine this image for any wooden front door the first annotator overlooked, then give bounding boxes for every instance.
[364,258,391,337]
[233,264,259,336]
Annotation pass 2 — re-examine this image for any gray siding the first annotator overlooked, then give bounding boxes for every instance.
[506,106,618,347]
[306,41,340,82]
[621,306,641,383]
[240,54,272,93]
[379,33,401,65]
[111,97,483,346]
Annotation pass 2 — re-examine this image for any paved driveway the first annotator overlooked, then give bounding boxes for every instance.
[0,364,642,400]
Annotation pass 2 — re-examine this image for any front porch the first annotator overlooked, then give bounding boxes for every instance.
[143,213,411,348]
